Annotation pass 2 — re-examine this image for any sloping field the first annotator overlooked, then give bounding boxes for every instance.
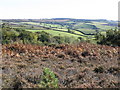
[2,19,117,41]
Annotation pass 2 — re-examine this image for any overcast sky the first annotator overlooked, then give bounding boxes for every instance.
[0,0,119,20]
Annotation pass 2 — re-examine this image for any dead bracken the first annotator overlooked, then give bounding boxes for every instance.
[2,42,119,88]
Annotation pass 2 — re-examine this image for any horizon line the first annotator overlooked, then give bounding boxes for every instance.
[0,18,118,21]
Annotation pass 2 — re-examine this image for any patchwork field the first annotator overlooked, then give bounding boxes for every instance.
[1,18,117,40]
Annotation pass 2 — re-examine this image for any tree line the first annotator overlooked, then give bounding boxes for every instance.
[1,23,80,45]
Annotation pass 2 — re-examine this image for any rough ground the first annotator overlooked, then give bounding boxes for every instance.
[1,42,120,88]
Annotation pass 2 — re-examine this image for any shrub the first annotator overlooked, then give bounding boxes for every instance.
[39,68,59,88]
[94,66,104,73]
[95,29,120,46]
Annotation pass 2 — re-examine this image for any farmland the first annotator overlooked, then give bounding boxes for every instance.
[1,18,117,40]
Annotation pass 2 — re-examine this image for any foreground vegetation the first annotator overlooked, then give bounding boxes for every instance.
[2,43,119,88]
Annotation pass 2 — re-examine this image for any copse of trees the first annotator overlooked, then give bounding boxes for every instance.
[95,29,120,46]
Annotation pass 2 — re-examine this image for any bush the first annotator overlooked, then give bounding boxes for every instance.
[94,66,104,73]
[39,68,59,88]
[95,29,120,46]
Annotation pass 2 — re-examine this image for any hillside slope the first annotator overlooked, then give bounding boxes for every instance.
[2,43,119,88]
[1,18,117,39]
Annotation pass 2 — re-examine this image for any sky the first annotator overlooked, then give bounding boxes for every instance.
[0,0,119,20]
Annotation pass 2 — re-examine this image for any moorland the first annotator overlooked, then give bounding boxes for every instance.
[1,18,120,88]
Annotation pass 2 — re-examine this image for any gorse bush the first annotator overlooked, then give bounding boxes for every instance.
[39,68,59,88]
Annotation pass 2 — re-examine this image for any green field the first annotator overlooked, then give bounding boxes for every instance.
[91,22,115,30]
[2,18,117,41]
[26,29,85,39]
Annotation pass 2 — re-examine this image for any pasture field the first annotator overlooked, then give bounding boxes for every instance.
[77,29,96,34]
[91,22,116,30]
[26,29,85,39]
[1,18,117,41]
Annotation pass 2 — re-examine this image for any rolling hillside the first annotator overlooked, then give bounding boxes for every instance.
[1,18,118,40]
